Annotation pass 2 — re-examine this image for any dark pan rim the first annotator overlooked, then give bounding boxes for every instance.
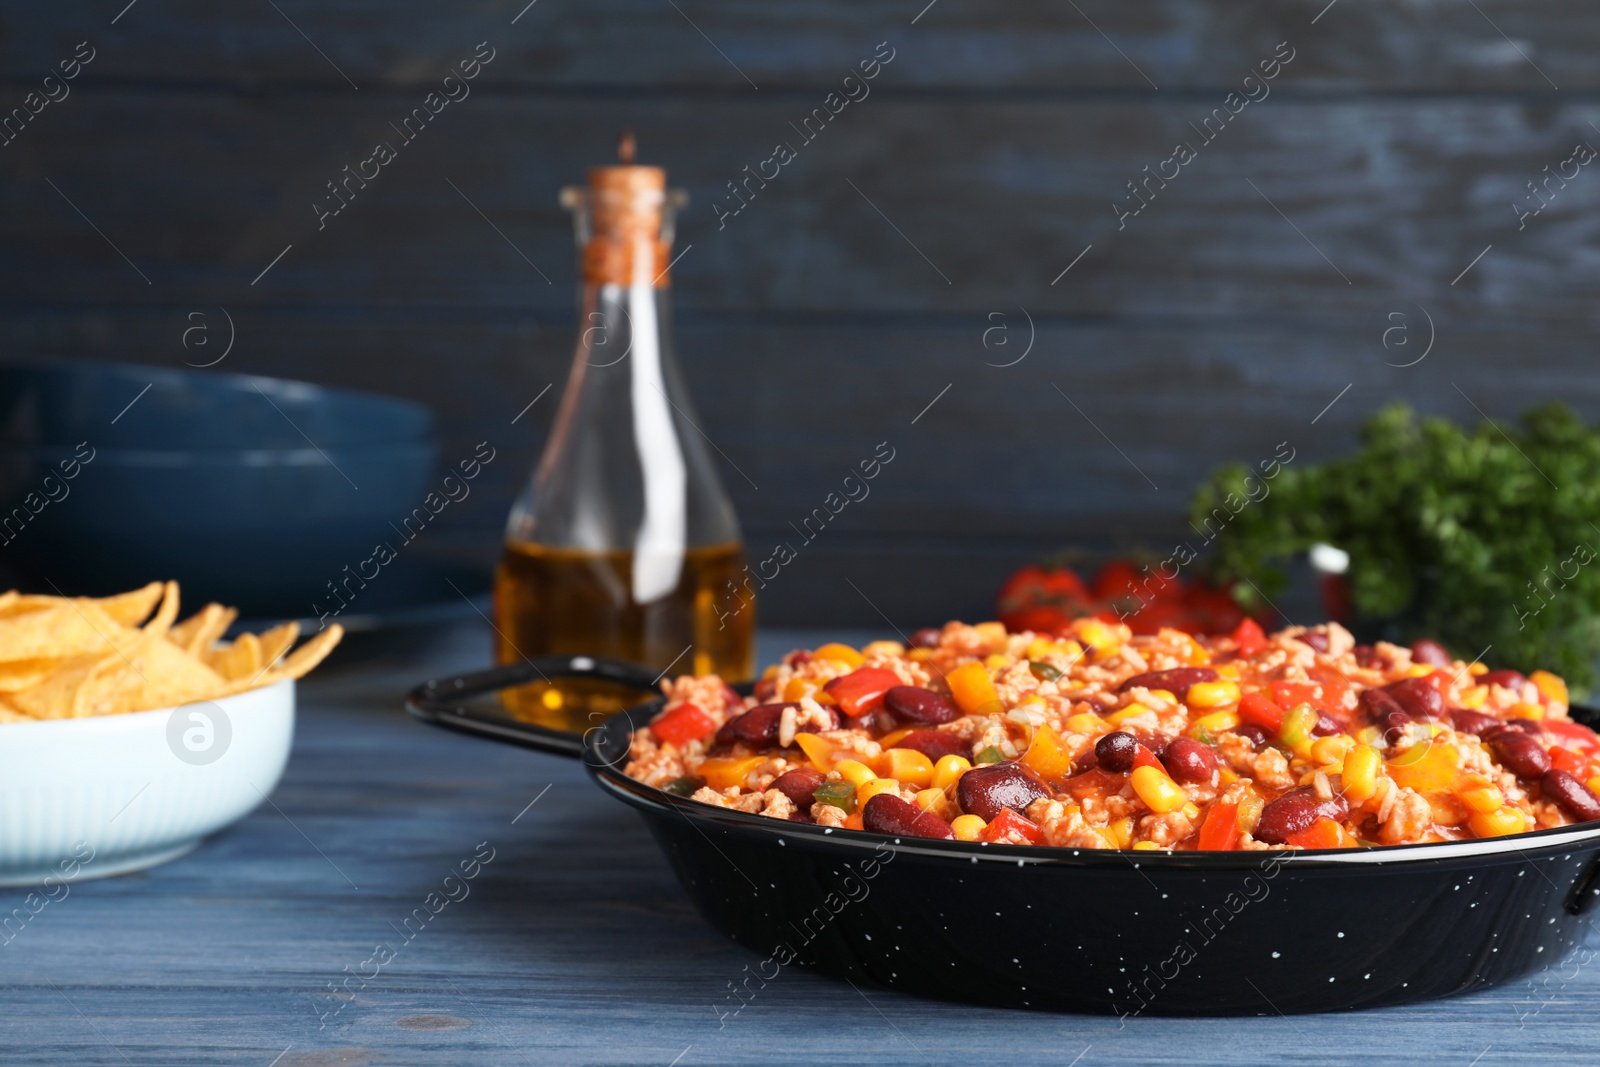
[585,698,1600,871]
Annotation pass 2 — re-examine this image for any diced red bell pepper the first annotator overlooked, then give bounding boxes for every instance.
[650,703,716,747]
[1270,680,1323,711]
[1306,666,1352,711]
[822,667,903,718]
[1544,719,1600,754]
[1133,745,1163,772]
[1197,799,1240,851]
[1285,817,1344,850]
[977,807,1045,845]
[1230,617,1267,656]
[1551,746,1589,775]
[1239,691,1286,731]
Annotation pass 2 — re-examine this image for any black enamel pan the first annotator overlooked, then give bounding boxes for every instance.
[406,655,1600,1016]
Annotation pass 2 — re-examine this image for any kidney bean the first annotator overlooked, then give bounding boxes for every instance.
[752,678,777,702]
[895,729,970,763]
[1450,709,1501,737]
[1410,639,1453,668]
[1489,730,1551,780]
[788,809,816,824]
[714,703,794,747]
[770,767,826,810]
[1481,669,1529,692]
[1542,769,1600,823]
[721,684,746,713]
[854,708,898,738]
[1353,644,1389,669]
[1382,677,1444,721]
[1116,667,1220,695]
[956,762,1050,822]
[1161,737,1218,782]
[1254,787,1350,845]
[1311,712,1342,737]
[883,685,961,725]
[1095,731,1143,774]
[1379,711,1415,746]
[910,628,943,648]
[1234,723,1271,747]
[862,793,956,839]
[1296,632,1331,653]
[1359,687,1406,719]
[1502,718,1544,735]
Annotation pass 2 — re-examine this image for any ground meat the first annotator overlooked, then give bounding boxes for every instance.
[1379,787,1431,844]
[1137,808,1197,848]
[1249,746,1295,792]
[759,789,797,820]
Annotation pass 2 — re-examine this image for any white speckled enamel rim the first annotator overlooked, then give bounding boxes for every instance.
[0,679,294,886]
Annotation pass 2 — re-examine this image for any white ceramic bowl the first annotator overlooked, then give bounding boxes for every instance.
[0,679,294,886]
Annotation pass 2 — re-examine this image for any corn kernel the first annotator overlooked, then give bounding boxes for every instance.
[1181,802,1201,821]
[908,647,934,663]
[856,777,901,805]
[1311,735,1355,766]
[985,653,1011,670]
[1218,767,1240,785]
[1026,637,1057,660]
[1148,689,1178,706]
[1106,703,1153,727]
[1341,744,1383,803]
[1407,663,1436,678]
[1468,662,1488,676]
[974,621,1009,645]
[1018,694,1047,706]
[1187,680,1241,709]
[1458,685,1488,710]
[914,786,946,812]
[1130,765,1187,813]
[1215,663,1242,680]
[863,640,905,658]
[1132,841,1160,851]
[1470,807,1532,838]
[879,748,935,789]
[951,814,986,842]
[1455,782,1504,814]
[813,642,864,668]
[1073,618,1121,654]
[932,754,972,792]
[1107,816,1134,849]
[1357,725,1384,747]
[834,759,876,787]
[1192,710,1241,735]
[1065,713,1108,736]
[1513,702,1544,721]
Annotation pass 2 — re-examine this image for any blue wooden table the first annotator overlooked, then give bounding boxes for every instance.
[3,623,1596,1065]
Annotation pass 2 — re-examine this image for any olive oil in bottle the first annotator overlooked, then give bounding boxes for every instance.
[494,136,753,731]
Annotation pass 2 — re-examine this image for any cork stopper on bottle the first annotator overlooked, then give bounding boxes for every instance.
[582,130,671,287]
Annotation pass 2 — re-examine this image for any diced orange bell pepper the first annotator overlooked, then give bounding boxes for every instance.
[1531,669,1568,707]
[697,755,767,791]
[823,667,902,718]
[813,643,864,668]
[946,662,1002,715]
[1197,799,1240,851]
[794,732,849,772]
[844,813,865,831]
[1230,617,1267,656]
[1239,691,1285,731]
[1285,817,1346,850]
[1386,740,1459,794]
[1020,724,1076,783]
[878,747,935,788]
[977,807,1044,845]
[650,703,716,747]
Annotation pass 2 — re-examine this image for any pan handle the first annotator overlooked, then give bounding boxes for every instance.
[404,654,663,759]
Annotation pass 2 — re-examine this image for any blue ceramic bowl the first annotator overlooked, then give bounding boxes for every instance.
[0,358,439,617]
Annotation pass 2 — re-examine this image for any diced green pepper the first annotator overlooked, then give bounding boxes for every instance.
[813,780,857,813]
[1028,660,1063,682]
[663,776,703,797]
[975,745,1006,765]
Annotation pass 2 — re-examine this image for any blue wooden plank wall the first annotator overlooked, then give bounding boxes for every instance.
[0,1,1595,625]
